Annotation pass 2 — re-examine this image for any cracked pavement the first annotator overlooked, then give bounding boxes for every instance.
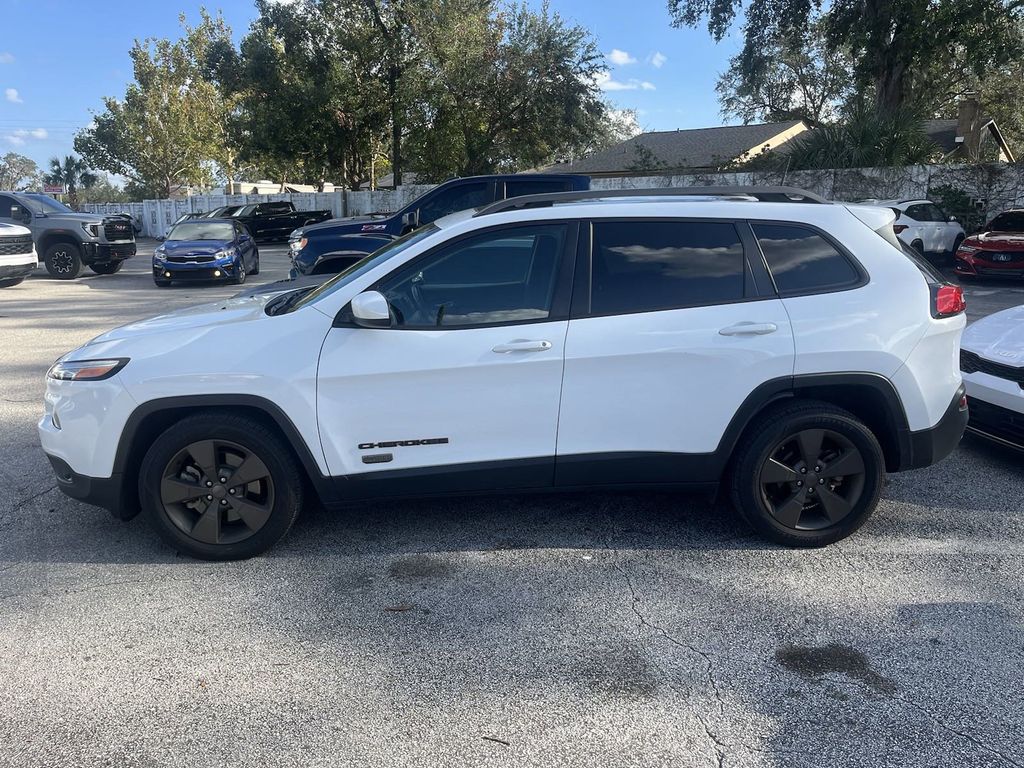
[1,243,1023,767]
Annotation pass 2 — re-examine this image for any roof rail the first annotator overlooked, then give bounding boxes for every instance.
[473,185,830,217]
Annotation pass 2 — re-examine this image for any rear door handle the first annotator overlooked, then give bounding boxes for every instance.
[492,340,553,353]
[718,322,778,336]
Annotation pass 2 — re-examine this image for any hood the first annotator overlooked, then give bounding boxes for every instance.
[83,293,278,348]
[0,222,31,236]
[41,212,104,224]
[301,212,395,236]
[962,304,1024,365]
[964,231,1024,250]
[158,239,232,257]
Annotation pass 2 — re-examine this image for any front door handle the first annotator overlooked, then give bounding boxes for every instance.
[718,322,778,336]
[492,340,553,353]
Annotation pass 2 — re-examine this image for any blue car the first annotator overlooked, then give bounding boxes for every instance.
[153,218,259,287]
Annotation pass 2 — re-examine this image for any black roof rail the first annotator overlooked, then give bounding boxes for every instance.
[473,185,830,217]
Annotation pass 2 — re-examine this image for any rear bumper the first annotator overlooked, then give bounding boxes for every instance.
[898,385,969,470]
[45,454,135,519]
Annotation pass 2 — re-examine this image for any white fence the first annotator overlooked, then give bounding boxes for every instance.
[80,164,1024,239]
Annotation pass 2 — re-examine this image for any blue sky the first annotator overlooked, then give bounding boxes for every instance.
[0,0,743,172]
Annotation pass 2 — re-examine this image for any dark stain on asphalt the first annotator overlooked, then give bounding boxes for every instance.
[578,647,660,700]
[775,644,897,695]
[387,554,457,584]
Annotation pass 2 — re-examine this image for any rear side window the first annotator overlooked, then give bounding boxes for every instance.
[590,220,746,315]
[753,223,860,295]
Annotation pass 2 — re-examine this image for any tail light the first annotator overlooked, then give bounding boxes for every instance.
[893,224,908,234]
[931,284,966,318]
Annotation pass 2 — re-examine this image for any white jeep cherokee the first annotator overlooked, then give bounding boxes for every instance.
[39,187,969,560]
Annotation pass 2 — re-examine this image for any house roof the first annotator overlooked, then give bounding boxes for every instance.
[922,118,1015,162]
[546,120,808,175]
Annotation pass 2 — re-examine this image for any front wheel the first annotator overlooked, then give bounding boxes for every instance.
[249,248,260,275]
[90,261,124,275]
[44,242,83,279]
[232,258,247,285]
[139,413,304,560]
[729,401,884,547]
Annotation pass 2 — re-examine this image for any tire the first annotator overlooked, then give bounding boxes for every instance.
[250,249,260,275]
[952,234,964,254]
[43,242,83,279]
[90,261,124,275]
[910,239,925,256]
[139,413,304,560]
[0,277,25,288]
[729,400,884,547]
[232,257,247,285]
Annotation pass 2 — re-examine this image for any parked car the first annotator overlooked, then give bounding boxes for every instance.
[39,186,968,561]
[860,198,965,259]
[226,201,331,242]
[960,304,1024,450]
[153,218,259,287]
[0,221,37,287]
[288,174,591,277]
[0,191,136,278]
[954,209,1024,280]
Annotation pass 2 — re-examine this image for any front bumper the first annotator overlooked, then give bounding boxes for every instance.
[955,252,1024,278]
[154,260,238,281]
[962,364,1024,450]
[0,260,36,280]
[46,454,133,518]
[84,241,136,262]
[899,385,969,470]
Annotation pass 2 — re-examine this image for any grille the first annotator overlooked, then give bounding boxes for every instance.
[961,349,1024,387]
[167,255,215,263]
[0,234,33,256]
[975,251,1024,264]
[967,397,1024,447]
[103,220,134,241]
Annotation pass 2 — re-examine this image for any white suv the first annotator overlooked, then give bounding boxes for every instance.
[860,198,966,257]
[39,187,969,560]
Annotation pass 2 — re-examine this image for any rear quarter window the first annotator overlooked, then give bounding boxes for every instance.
[753,223,861,295]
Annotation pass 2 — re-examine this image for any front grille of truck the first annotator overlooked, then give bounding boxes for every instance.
[960,349,1024,387]
[0,235,34,256]
[103,219,134,241]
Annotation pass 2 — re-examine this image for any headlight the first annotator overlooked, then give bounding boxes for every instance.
[215,247,238,259]
[47,358,129,381]
[957,244,978,253]
[290,237,307,252]
[81,222,100,238]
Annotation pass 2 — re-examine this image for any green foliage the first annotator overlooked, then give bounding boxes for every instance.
[43,155,98,204]
[0,153,41,191]
[75,176,133,204]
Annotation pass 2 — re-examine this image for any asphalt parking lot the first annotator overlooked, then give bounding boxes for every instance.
[1,240,1023,767]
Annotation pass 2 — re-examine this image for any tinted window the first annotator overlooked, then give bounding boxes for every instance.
[417,182,490,225]
[923,204,946,222]
[904,204,927,221]
[988,212,1024,232]
[505,179,572,198]
[378,224,567,327]
[0,195,13,217]
[589,220,745,315]
[753,223,860,294]
[167,221,235,241]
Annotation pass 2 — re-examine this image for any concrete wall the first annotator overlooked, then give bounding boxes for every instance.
[81,164,1024,239]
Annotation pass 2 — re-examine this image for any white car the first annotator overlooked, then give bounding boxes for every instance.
[0,221,37,287]
[39,187,969,560]
[960,305,1024,450]
[861,199,965,257]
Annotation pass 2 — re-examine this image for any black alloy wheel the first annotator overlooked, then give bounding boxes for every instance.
[44,243,83,279]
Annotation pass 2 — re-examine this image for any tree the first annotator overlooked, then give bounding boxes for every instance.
[0,153,41,191]
[74,11,229,197]
[668,0,1024,118]
[717,21,855,125]
[43,155,98,204]
[75,176,133,204]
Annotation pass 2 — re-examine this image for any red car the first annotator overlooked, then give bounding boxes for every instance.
[955,209,1024,279]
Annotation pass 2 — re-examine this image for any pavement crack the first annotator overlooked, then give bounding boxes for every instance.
[2,483,58,517]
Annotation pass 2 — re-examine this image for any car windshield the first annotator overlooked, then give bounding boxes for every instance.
[988,212,1024,232]
[19,193,73,214]
[166,221,235,241]
[288,225,440,312]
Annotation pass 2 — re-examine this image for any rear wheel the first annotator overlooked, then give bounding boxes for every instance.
[90,261,124,275]
[910,239,925,256]
[0,277,25,288]
[44,242,83,279]
[139,413,303,560]
[729,401,884,547]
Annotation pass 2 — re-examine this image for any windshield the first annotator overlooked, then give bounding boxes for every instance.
[988,212,1024,232]
[19,193,73,214]
[289,225,440,312]
[166,221,235,242]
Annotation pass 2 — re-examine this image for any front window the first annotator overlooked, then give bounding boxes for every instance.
[166,221,235,241]
[988,212,1024,232]
[19,193,73,214]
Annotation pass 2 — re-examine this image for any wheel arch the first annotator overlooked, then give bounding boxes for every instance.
[718,374,911,475]
[112,395,333,520]
[38,231,82,254]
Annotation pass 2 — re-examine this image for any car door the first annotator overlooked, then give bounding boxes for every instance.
[316,221,577,495]
[233,222,253,268]
[904,203,939,253]
[924,203,958,252]
[555,218,795,486]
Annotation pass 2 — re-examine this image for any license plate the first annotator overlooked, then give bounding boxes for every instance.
[992,253,1012,262]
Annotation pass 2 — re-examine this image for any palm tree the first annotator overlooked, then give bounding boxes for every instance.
[43,155,98,205]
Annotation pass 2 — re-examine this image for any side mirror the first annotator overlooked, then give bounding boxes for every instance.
[949,214,958,222]
[156,235,165,242]
[350,290,392,328]
[401,210,420,231]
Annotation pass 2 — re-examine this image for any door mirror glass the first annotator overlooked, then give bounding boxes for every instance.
[350,290,392,328]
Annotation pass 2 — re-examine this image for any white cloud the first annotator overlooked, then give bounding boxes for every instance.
[607,48,636,66]
[5,134,25,146]
[3,127,48,146]
[5,87,22,103]
[0,53,13,64]
[30,128,47,139]
[649,52,668,68]
[594,71,656,92]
